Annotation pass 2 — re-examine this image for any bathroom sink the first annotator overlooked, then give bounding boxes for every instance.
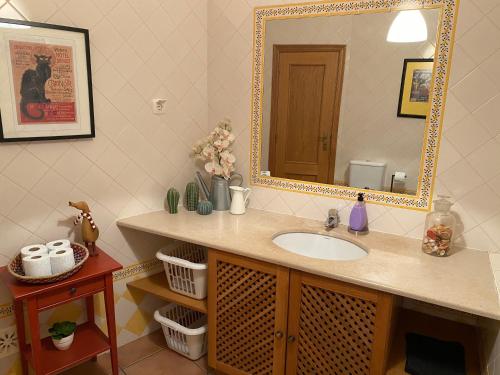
[272,232,368,261]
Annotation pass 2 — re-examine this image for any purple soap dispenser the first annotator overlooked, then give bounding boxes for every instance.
[348,193,369,235]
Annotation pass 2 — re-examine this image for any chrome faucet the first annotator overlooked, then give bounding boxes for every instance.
[324,209,339,230]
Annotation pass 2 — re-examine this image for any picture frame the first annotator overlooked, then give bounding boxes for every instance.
[0,18,94,142]
[397,58,434,119]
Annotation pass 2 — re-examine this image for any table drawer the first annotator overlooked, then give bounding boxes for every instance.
[38,278,105,309]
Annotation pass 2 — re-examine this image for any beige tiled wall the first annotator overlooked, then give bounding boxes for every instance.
[0,0,207,373]
[0,0,208,266]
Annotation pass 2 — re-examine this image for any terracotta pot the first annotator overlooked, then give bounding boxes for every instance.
[52,332,74,351]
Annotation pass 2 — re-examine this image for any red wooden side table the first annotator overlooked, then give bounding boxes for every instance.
[0,247,122,375]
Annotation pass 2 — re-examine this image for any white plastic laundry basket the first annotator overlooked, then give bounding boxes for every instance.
[154,303,208,360]
[156,243,208,300]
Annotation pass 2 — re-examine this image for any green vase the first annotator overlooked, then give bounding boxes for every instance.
[185,182,199,211]
[197,200,213,215]
[166,188,180,214]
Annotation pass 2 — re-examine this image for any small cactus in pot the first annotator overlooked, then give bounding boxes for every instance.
[185,182,199,211]
[197,200,213,215]
[166,188,180,214]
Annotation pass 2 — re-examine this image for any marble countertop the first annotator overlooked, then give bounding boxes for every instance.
[117,208,500,320]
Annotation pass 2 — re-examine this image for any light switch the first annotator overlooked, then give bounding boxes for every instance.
[152,99,167,114]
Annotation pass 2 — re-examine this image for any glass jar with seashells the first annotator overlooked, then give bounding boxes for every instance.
[422,196,456,257]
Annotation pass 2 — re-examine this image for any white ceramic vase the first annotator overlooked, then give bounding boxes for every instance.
[52,333,74,351]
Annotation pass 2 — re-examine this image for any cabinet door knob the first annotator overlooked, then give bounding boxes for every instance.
[69,287,77,294]
[287,335,296,343]
[275,331,283,339]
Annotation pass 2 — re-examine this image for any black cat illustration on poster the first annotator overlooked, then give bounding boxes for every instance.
[19,54,52,120]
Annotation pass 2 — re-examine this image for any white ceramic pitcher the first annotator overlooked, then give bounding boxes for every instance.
[229,186,251,215]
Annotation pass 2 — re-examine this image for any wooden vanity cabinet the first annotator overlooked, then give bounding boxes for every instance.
[208,249,396,375]
[286,271,395,375]
[207,249,290,374]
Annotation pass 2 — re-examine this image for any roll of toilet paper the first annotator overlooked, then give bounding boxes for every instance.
[50,248,75,274]
[49,248,75,275]
[46,239,71,253]
[20,244,48,259]
[394,172,407,181]
[22,254,52,277]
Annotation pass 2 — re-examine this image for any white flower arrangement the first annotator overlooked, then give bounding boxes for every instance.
[191,119,236,179]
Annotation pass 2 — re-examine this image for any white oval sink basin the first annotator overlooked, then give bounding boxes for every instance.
[272,232,368,261]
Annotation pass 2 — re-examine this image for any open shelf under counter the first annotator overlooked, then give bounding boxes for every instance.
[127,272,207,314]
[23,322,110,375]
[386,309,481,375]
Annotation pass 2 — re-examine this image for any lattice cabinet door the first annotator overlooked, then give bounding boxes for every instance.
[285,271,396,375]
[208,249,290,375]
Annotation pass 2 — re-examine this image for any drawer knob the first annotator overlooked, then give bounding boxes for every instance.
[275,331,283,339]
[287,335,296,343]
[69,287,77,294]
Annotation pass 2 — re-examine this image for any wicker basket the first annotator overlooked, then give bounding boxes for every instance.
[8,243,89,284]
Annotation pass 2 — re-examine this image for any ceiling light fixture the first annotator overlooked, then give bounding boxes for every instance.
[387,10,428,43]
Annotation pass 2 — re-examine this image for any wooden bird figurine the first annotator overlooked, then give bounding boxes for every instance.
[69,201,99,256]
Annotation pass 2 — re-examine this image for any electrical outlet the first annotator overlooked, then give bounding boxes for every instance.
[0,326,18,359]
[152,98,167,114]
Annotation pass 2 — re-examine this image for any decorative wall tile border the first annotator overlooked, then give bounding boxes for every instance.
[112,257,162,282]
[0,258,162,320]
[0,305,13,320]
[250,0,459,211]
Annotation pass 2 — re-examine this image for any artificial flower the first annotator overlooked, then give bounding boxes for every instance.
[205,161,223,176]
[191,119,237,179]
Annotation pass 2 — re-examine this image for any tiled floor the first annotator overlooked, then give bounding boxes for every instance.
[62,330,208,375]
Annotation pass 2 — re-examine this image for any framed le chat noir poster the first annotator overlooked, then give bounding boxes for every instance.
[0,18,95,142]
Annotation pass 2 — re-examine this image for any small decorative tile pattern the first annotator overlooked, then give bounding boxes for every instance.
[0,327,17,360]
[249,0,459,211]
[0,307,13,321]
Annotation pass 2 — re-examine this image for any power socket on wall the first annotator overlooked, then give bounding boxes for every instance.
[152,99,167,114]
[0,326,18,359]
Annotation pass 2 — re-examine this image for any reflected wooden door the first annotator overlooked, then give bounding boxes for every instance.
[269,45,345,184]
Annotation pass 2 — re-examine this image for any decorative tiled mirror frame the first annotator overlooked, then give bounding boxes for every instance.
[249,0,459,211]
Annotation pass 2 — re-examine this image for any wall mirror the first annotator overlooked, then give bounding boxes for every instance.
[250,0,459,210]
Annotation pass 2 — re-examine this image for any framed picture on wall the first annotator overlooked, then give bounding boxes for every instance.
[397,58,434,119]
[0,18,94,142]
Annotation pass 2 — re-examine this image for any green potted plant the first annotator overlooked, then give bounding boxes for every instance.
[49,321,76,351]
